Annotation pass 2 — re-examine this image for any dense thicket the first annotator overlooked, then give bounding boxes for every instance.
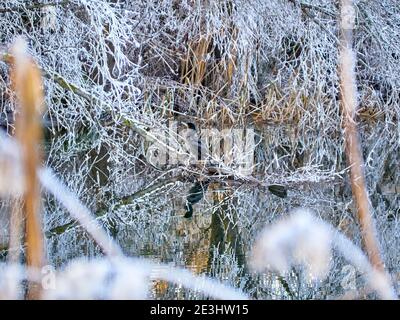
[0,0,399,299]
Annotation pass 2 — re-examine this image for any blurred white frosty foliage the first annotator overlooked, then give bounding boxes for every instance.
[251,209,332,279]
[250,209,397,299]
[0,258,249,300]
[0,132,23,196]
[43,258,150,299]
[0,264,23,299]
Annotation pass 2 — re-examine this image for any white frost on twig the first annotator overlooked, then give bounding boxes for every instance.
[38,167,123,258]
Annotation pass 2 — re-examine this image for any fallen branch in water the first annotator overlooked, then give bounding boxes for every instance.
[39,168,123,257]
[45,175,185,236]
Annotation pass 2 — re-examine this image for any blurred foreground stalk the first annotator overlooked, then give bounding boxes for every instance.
[11,38,45,299]
[339,1,386,273]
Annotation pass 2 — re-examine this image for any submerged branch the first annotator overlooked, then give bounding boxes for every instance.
[39,168,123,257]
[45,175,184,236]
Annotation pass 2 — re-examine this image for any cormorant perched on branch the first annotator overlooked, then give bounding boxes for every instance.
[182,122,208,161]
[181,121,287,218]
[183,182,287,218]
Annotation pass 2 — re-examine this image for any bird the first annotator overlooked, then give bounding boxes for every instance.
[184,181,209,218]
[180,121,288,218]
[181,122,209,161]
[183,182,286,218]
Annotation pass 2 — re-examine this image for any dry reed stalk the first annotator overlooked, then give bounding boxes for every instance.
[224,28,238,87]
[11,38,45,299]
[7,198,23,264]
[181,36,211,86]
[338,0,386,272]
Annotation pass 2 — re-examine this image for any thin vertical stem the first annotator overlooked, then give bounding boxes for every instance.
[11,38,46,299]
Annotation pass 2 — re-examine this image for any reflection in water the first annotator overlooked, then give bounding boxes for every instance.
[1,124,399,300]
[184,181,209,218]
